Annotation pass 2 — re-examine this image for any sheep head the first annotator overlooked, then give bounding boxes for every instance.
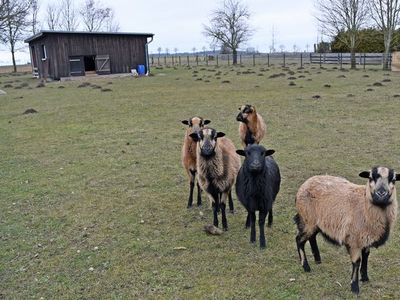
[190,128,225,158]
[236,144,275,174]
[182,117,211,135]
[237,104,256,123]
[359,167,400,207]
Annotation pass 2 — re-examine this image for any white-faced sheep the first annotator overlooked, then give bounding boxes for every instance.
[181,117,210,208]
[235,144,281,248]
[190,128,240,230]
[236,104,267,148]
[294,167,400,294]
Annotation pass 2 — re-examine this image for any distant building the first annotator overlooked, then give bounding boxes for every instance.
[24,30,154,80]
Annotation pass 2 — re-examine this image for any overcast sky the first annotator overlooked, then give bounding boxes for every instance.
[1,0,319,65]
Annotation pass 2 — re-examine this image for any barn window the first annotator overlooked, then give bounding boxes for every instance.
[41,44,47,60]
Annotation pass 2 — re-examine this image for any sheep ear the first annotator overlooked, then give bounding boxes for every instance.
[182,120,189,125]
[236,150,246,156]
[216,132,225,138]
[204,119,211,125]
[396,174,400,181]
[359,171,370,178]
[265,149,275,156]
[189,133,199,142]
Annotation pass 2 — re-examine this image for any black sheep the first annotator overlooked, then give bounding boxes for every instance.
[235,144,281,248]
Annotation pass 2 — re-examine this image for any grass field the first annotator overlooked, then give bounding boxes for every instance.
[1,63,400,299]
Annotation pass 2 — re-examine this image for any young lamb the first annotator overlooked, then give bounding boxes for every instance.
[294,167,400,294]
[190,128,240,230]
[181,117,210,208]
[235,144,281,248]
[236,104,267,147]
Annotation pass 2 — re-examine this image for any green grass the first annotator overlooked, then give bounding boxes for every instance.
[1,64,400,299]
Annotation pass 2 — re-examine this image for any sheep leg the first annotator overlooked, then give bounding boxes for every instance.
[360,248,370,282]
[267,208,273,227]
[250,211,256,244]
[212,201,219,228]
[296,233,311,272]
[220,192,228,230]
[196,182,202,207]
[259,211,267,248]
[228,190,234,213]
[245,213,250,228]
[187,170,196,208]
[309,232,321,264]
[349,249,362,294]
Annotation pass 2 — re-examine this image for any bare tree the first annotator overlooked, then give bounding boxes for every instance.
[104,9,119,32]
[60,0,78,31]
[80,0,111,32]
[279,44,285,52]
[369,0,400,70]
[31,0,39,34]
[315,0,369,69]
[157,47,162,56]
[1,0,31,72]
[46,3,61,30]
[203,0,253,65]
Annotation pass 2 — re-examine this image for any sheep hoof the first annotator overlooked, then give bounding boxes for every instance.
[187,205,193,209]
[315,260,321,264]
[360,276,369,282]
[229,209,235,214]
[303,262,311,272]
[351,281,359,294]
[260,244,266,249]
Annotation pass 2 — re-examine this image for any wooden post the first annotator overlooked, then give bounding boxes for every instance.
[240,54,242,65]
[340,53,343,69]
[172,56,174,65]
[228,55,230,66]
[253,54,255,66]
[300,53,303,68]
[164,56,167,65]
[157,56,160,65]
[179,56,181,66]
[363,53,366,70]
[283,53,286,67]
[319,53,322,68]
[196,55,199,66]
[216,55,219,66]
[206,55,208,66]
[187,55,189,67]
[267,54,270,67]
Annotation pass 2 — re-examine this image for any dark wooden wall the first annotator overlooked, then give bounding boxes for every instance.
[29,33,149,79]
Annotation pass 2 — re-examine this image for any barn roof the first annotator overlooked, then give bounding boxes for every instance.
[25,30,154,43]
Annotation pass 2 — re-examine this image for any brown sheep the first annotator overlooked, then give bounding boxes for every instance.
[190,128,240,230]
[236,104,267,148]
[181,117,210,208]
[294,167,400,294]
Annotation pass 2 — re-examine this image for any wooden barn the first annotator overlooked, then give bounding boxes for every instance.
[24,30,154,80]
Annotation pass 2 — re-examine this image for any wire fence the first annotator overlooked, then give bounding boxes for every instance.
[150,53,393,69]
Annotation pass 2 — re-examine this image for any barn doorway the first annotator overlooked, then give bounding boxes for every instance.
[84,55,96,74]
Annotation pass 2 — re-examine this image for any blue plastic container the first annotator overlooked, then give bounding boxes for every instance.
[137,65,145,75]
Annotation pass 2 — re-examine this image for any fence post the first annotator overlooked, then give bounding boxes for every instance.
[300,53,303,68]
[187,55,189,67]
[172,56,174,66]
[206,55,208,66]
[267,54,270,67]
[363,53,366,70]
[319,53,322,68]
[164,56,167,65]
[309,53,312,64]
[157,56,160,65]
[253,54,255,66]
[216,55,219,67]
[179,56,181,66]
[228,55,230,66]
[340,53,343,69]
[283,53,286,67]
